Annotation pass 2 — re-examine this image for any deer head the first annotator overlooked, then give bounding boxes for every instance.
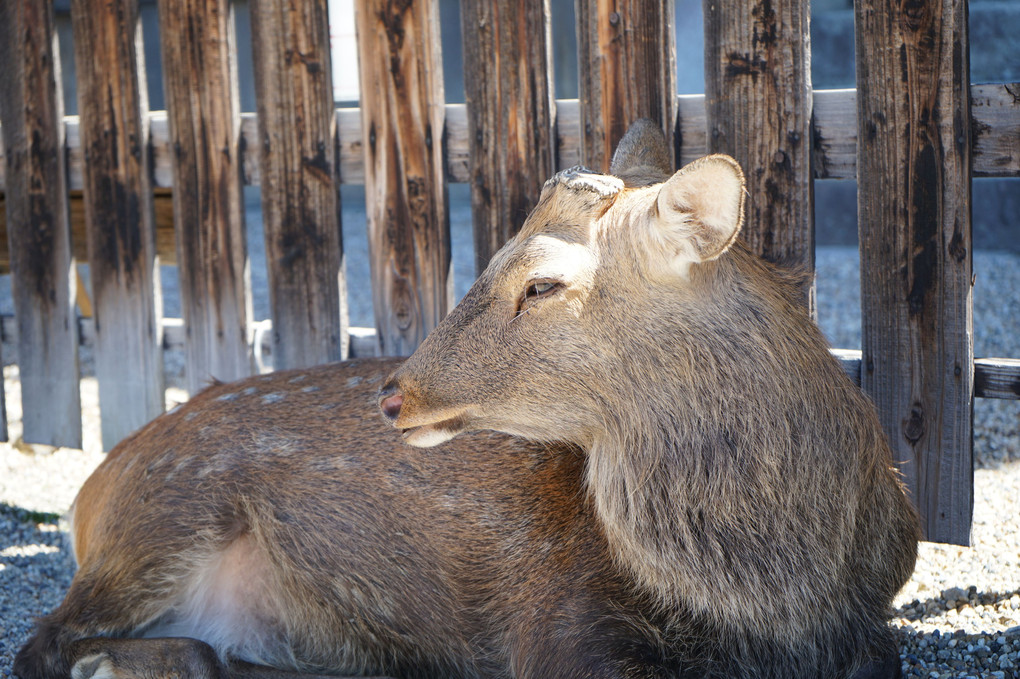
[379,121,745,449]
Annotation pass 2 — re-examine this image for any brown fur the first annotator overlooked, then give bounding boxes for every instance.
[15,121,918,679]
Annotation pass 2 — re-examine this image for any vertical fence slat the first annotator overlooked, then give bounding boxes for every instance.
[250,0,347,369]
[158,0,253,394]
[356,0,451,357]
[703,0,814,298]
[855,0,973,544]
[576,0,676,173]
[0,0,82,447]
[460,0,555,274]
[70,0,165,450]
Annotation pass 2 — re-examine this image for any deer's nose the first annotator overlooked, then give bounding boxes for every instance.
[378,385,403,421]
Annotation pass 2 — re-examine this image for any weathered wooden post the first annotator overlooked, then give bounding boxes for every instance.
[460,0,556,274]
[855,0,974,544]
[158,0,253,394]
[576,0,677,173]
[0,0,82,447]
[356,0,451,356]
[70,0,165,450]
[703,0,815,306]
[250,0,348,369]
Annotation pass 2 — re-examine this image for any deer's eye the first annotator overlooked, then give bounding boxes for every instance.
[519,280,562,311]
[527,281,558,298]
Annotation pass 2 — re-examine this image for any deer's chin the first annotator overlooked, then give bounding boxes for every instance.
[400,423,461,447]
[397,410,470,448]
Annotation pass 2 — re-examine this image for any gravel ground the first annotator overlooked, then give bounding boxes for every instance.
[1,246,1018,679]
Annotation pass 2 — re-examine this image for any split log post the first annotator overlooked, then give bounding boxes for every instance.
[460,0,556,274]
[70,0,165,449]
[355,0,451,356]
[250,0,347,369]
[703,0,815,308]
[158,0,253,394]
[855,0,974,544]
[575,0,676,173]
[0,0,81,447]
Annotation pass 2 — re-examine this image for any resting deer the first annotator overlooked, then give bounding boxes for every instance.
[15,120,918,679]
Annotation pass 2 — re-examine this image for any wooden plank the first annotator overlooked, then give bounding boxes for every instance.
[973,358,1020,400]
[835,351,1020,401]
[813,89,858,180]
[556,99,581,169]
[0,189,173,275]
[70,0,165,450]
[249,0,347,369]
[832,349,864,385]
[2,84,1018,197]
[576,0,676,172]
[1,86,1016,280]
[676,94,708,168]
[461,0,555,273]
[703,0,814,286]
[149,111,174,188]
[164,84,1020,183]
[355,0,451,357]
[65,115,83,192]
[0,0,82,447]
[971,82,1020,178]
[158,0,252,395]
[443,104,470,183]
[856,0,974,545]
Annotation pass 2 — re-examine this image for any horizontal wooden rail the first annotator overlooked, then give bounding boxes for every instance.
[0,315,1016,400]
[832,349,1019,400]
[0,84,1016,193]
[0,85,1016,272]
[973,358,1020,400]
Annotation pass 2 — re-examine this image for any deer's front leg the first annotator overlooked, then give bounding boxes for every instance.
[68,638,224,679]
[67,638,396,679]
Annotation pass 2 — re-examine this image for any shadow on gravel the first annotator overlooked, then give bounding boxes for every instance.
[0,502,62,527]
[0,503,77,679]
[895,586,1020,623]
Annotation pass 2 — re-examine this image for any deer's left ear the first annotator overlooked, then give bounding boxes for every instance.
[650,154,745,264]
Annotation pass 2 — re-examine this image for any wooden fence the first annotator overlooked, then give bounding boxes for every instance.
[0,0,1018,546]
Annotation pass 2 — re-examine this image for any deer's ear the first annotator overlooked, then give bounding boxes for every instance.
[609,119,673,187]
[650,154,745,265]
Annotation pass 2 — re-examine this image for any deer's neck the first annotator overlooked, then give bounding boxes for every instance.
[581,294,860,630]
[586,414,709,610]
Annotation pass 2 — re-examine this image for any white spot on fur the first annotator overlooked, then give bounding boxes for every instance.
[242,387,258,396]
[184,412,198,422]
[301,385,321,393]
[345,376,363,388]
[262,392,286,404]
[321,455,355,471]
[288,374,308,383]
[215,392,238,402]
[70,654,116,679]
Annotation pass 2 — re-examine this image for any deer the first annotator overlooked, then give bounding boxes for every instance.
[15,119,919,679]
